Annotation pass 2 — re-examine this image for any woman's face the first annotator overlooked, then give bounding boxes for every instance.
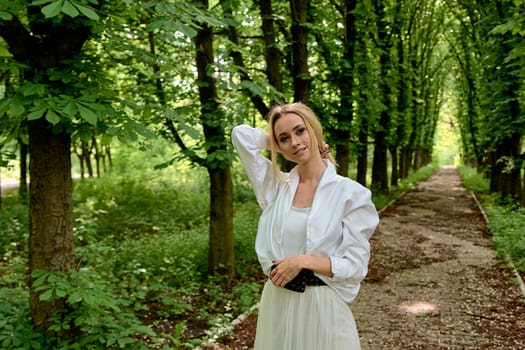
[273,113,313,164]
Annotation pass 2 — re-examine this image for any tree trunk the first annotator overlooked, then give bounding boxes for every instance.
[372,128,389,192]
[490,135,522,199]
[208,167,235,276]
[28,117,74,333]
[522,158,525,207]
[0,9,92,335]
[335,143,350,177]
[334,0,358,178]
[194,0,235,277]
[256,0,283,98]
[390,148,398,186]
[81,141,94,178]
[92,137,101,178]
[356,117,368,186]
[290,0,310,103]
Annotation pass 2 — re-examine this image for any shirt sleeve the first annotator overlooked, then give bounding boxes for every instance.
[328,185,379,284]
[231,125,279,209]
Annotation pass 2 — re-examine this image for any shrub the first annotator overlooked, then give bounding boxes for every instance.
[31,268,159,350]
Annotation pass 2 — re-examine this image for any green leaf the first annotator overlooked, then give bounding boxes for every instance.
[46,109,60,124]
[0,11,12,20]
[146,18,166,32]
[132,122,155,139]
[83,293,95,306]
[39,289,54,301]
[63,101,76,117]
[0,99,10,116]
[61,0,79,17]
[32,270,50,287]
[55,288,67,298]
[9,99,25,117]
[241,80,265,98]
[67,290,83,304]
[74,3,99,21]
[42,0,63,18]
[76,126,93,142]
[175,22,198,38]
[31,0,54,5]
[27,108,46,121]
[76,102,98,125]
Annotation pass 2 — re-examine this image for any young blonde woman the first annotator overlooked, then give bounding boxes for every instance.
[232,102,379,350]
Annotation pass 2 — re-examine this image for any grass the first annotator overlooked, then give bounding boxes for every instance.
[457,165,525,273]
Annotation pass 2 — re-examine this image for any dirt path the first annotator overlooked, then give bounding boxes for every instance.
[217,166,525,349]
[352,166,525,349]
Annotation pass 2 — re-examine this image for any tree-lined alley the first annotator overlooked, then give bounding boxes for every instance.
[1,0,524,341]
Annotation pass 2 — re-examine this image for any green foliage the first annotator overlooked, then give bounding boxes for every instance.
[457,166,490,194]
[0,288,47,350]
[484,204,525,273]
[31,268,157,350]
[458,165,525,273]
[0,156,261,348]
[0,197,28,258]
[32,0,100,21]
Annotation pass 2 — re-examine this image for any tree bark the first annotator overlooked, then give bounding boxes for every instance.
[256,0,283,97]
[28,117,74,332]
[372,127,389,192]
[208,167,235,276]
[290,0,311,103]
[390,148,398,186]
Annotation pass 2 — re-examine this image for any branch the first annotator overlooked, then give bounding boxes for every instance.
[164,119,206,166]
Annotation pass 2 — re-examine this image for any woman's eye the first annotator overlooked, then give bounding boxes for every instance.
[279,136,288,143]
[296,127,305,135]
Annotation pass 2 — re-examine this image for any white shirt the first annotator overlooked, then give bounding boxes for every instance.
[231,125,379,303]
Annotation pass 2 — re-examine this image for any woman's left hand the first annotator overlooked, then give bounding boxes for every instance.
[270,257,303,287]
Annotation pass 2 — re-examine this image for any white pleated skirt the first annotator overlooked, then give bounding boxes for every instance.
[254,280,361,350]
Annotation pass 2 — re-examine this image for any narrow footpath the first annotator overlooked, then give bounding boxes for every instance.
[352,166,525,349]
[218,166,525,349]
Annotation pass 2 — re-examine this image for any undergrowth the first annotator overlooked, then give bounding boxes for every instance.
[458,165,525,273]
[0,161,262,349]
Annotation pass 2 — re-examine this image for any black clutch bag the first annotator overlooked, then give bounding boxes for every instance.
[271,264,326,293]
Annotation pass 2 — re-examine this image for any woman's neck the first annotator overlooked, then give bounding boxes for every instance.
[297,157,327,183]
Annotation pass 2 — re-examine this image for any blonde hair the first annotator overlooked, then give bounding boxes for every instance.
[267,102,336,174]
